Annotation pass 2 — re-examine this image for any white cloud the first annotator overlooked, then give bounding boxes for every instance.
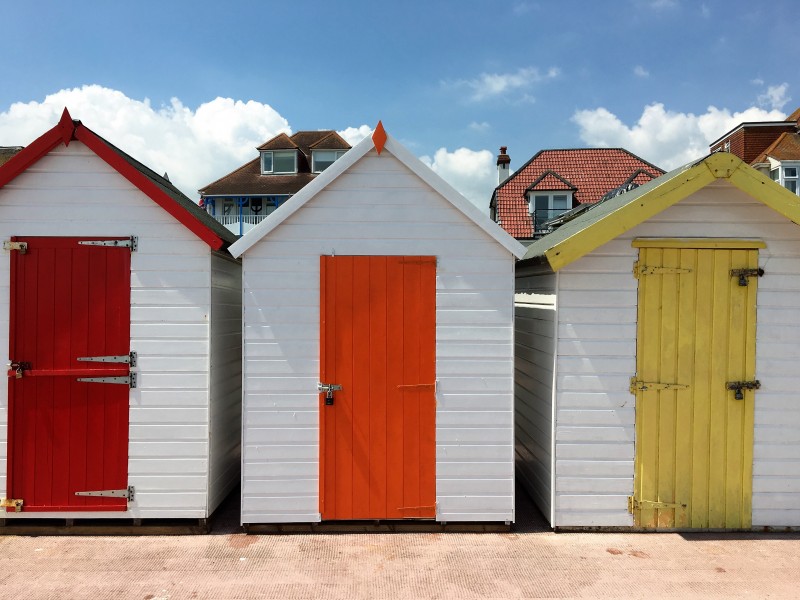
[634,66,650,78]
[0,85,292,198]
[445,66,560,102]
[647,0,678,9]
[700,3,710,17]
[572,102,787,170]
[337,124,372,146]
[420,147,496,214]
[758,82,791,111]
[469,121,491,133]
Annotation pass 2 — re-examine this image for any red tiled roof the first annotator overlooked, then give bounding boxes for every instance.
[527,170,576,192]
[752,132,800,164]
[492,148,664,238]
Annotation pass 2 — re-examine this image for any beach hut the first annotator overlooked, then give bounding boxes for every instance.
[515,152,800,530]
[228,124,525,527]
[0,109,241,527]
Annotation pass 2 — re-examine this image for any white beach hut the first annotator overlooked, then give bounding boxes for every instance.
[0,110,241,529]
[515,152,800,530]
[229,124,526,527]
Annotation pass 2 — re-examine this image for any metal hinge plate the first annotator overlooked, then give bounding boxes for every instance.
[77,351,137,367]
[75,486,135,501]
[1,498,23,512]
[633,261,692,278]
[630,377,689,394]
[77,374,137,388]
[78,236,138,252]
[628,496,686,513]
[3,241,28,254]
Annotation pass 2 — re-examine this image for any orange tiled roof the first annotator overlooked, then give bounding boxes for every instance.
[492,148,664,238]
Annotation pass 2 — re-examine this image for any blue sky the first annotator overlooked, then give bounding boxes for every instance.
[0,0,795,211]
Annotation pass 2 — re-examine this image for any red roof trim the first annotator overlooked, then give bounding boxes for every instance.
[0,108,225,251]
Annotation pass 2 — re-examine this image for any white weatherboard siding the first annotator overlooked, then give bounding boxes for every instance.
[514,273,557,525]
[208,252,242,514]
[553,180,800,528]
[0,142,219,518]
[241,150,515,523]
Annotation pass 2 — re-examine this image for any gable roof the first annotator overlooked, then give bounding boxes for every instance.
[492,147,664,238]
[752,131,800,164]
[527,170,576,192]
[200,129,352,196]
[228,125,526,259]
[0,108,236,250]
[520,152,800,272]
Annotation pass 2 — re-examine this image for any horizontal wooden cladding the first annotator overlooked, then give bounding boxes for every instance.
[632,237,766,249]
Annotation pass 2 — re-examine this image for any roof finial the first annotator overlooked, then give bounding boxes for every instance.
[58,107,75,146]
[372,121,387,155]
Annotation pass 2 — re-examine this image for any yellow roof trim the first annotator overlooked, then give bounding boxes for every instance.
[727,161,800,226]
[543,160,716,272]
[632,238,766,249]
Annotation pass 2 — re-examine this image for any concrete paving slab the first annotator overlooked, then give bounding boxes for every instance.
[0,486,798,599]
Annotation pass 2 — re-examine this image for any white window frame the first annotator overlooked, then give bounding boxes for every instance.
[312,149,347,173]
[261,150,298,174]
[771,161,800,195]
[528,191,573,232]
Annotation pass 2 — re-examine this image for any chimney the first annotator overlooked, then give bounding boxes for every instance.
[497,146,511,185]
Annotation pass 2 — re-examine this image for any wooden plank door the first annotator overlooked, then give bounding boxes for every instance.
[632,244,758,528]
[7,237,132,512]
[320,256,436,520]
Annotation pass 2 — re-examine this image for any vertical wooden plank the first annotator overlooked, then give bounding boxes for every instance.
[386,257,405,519]
[725,249,746,527]
[334,256,354,519]
[35,246,56,507]
[402,259,422,517]
[368,257,388,517]
[319,256,332,517]
[673,248,696,528]
[70,244,91,508]
[657,248,679,528]
[740,249,757,528]
[707,250,731,528]
[51,247,73,507]
[691,249,714,528]
[85,247,107,498]
[418,257,437,518]
[351,257,371,517]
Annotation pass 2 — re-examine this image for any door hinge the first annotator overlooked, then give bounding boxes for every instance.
[633,261,692,278]
[77,351,137,367]
[3,241,28,254]
[628,496,686,513]
[630,377,689,394]
[1,498,23,512]
[77,374,136,388]
[730,267,764,286]
[726,380,761,400]
[78,236,138,252]
[75,486,135,501]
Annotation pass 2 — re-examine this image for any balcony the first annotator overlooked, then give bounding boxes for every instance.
[211,213,270,236]
[532,208,569,237]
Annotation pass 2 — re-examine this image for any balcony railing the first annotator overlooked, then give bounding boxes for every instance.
[211,214,269,226]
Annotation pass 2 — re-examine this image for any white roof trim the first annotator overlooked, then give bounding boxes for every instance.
[228,132,526,259]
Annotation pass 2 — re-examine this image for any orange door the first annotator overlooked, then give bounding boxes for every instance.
[320,256,436,520]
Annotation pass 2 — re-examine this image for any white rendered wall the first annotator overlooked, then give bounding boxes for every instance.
[0,142,219,519]
[240,149,516,523]
[553,180,800,527]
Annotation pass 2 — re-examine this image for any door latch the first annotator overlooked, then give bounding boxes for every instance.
[7,361,31,379]
[726,380,760,400]
[730,267,764,286]
[318,382,342,405]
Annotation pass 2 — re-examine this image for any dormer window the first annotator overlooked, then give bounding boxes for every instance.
[261,150,297,174]
[312,150,347,173]
[528,192,572,232]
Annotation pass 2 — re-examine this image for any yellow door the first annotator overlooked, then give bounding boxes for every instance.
[631,241,760,529]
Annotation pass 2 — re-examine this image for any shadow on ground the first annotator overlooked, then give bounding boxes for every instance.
[208,482,551,535]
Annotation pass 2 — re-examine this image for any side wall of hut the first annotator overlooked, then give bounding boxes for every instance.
[0,142,222,518]
[552,180,800,527]
[208,252,242,514]
[240,149,516,523]
[514,270,557,525]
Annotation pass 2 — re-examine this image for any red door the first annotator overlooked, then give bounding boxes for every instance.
[320,256,436,520]
[7,237,132,512]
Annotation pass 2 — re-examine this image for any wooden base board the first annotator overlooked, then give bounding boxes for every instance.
[244,521,512,534]
[0,517,209,536]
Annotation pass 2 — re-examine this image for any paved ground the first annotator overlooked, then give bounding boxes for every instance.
[0,487,798,599]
